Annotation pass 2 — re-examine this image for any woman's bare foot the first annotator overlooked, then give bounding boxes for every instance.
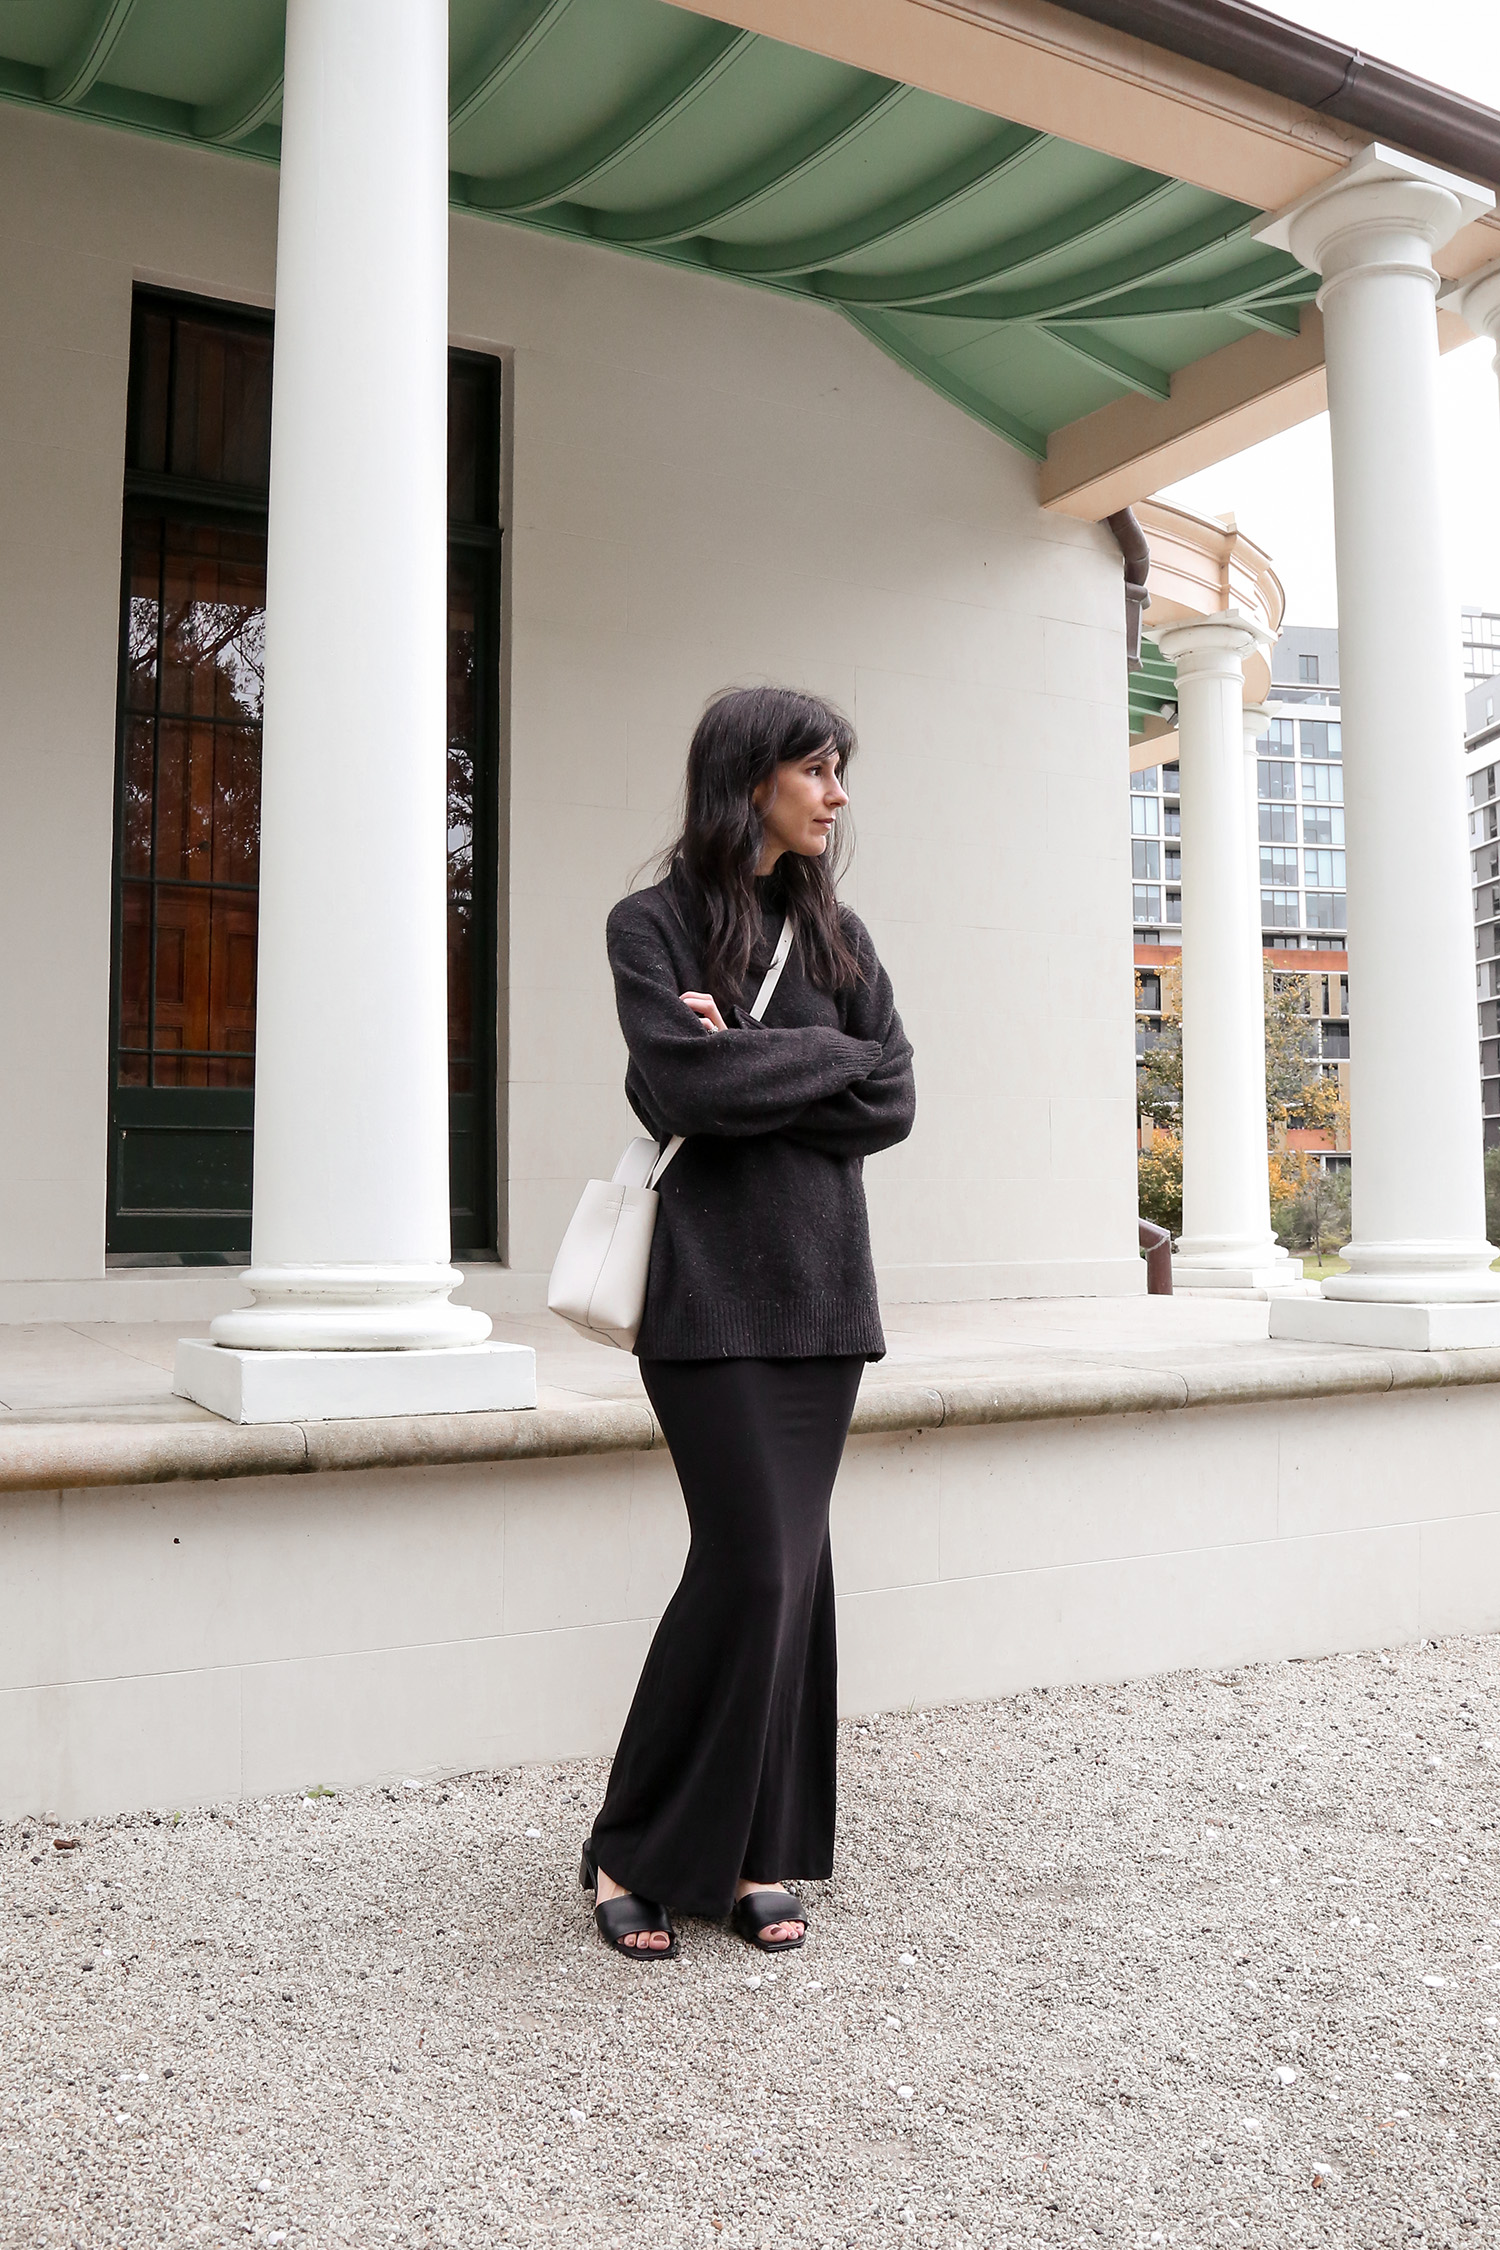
[595,1866,672,1951]
[735,1878,805,1945]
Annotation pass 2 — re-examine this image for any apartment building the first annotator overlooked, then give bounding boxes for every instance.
[1132,620,1351,1164]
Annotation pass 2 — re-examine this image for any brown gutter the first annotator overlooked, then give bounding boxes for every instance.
[1105,507,1151,668]
[1054,0,1500,189]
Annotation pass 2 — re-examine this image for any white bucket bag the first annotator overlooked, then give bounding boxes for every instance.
[547,916,796,1350]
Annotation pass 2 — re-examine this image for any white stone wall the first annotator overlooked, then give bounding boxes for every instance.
[5,1383,1498,1820]
[0,103,1139,1308]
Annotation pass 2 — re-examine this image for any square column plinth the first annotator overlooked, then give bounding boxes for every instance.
[174,1338,537,1425]
[1267,1297,1500,1351]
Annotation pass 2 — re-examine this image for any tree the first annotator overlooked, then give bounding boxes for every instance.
[1136,961,1182,1128]
[1136,960,1350,1238]
[1137,1131,1183,1236]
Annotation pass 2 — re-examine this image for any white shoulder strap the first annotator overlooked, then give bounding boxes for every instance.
[648,914,795,1188]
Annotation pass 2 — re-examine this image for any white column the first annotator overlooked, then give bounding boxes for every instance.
[1450,261,1500,398]
[1155,616,1297,1291]
[175,0,533,1423]
[1257,146,1500,1350]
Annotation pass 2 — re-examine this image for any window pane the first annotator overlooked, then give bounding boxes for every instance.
[1259,803,1296,842]
[1131,795,1159,836]
[1260,845,1298,884]
[1165,890,1181,923]
[1305,891,1347,930]
[1298,653,1319,683]
[1133,885,1161,918]
[1131,839,1159,879]
[1302,805,1345,846]
[1160,765,1179,793]
[1261,888,1300,927]
[1258,759,1296,799]
[1268,719,1295,754]
[1129,767,1158,792]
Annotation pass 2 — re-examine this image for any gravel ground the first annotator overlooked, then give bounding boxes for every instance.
[6,1636,1500,2250]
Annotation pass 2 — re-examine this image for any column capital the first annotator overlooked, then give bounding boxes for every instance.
[1441,256,1500,344]
[1255,143,1492,305]
[1241,702,1272,745]
[1155,608,1272,679]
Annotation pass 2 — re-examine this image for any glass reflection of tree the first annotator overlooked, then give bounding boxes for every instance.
[447,575,477,1090]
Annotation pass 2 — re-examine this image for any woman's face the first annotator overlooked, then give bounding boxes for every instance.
[753,743,849,870]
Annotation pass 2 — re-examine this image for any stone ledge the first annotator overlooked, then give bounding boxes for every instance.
[7,1341,1500,1493]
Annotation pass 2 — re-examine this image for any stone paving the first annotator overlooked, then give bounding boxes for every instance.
[6,1635,1500,2248]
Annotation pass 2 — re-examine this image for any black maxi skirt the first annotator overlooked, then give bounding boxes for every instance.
[589,1354,864,1918]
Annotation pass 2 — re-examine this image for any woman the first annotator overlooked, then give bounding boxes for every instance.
[580,685,916,1960]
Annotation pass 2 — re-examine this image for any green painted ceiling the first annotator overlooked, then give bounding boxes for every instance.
[0,0,1319,460]
[1129,639,1180,743]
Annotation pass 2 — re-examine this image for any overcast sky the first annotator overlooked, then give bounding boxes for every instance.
[1158,1,1500,627]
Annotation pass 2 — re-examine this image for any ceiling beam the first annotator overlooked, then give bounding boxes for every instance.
[663,0,1500,284]
[590,77,909,247]
[464,26,755,215]
[823,197,1257,323]
[705,121,1044,279]
[450,0,579,136]
[1041,323,1172,400]
[44,0,138,107]
[195,64,283,146]
[811,174,1182,308]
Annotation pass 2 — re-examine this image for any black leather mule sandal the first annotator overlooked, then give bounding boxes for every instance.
[579,1841,679,1962]
[730,1886,808,1953]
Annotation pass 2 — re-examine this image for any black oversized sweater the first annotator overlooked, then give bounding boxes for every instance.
[605,871,916,1360]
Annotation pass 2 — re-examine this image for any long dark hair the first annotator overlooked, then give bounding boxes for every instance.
[661,685,863,1001]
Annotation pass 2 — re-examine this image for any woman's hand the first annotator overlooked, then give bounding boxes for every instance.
[680,990,727,1034]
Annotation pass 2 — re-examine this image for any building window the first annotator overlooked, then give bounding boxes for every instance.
[1298,652,1320,683]
[1268,719,1295,754]
[1130,767,1158,792]
[1160,765,1179,794]
[1259,804,1296,843]
[1258,758,1296,799]
[108,289,503,1257]
[1304,849,1345,888]
[1305,891,1346,930]
[1260,846,1299,885]
[1302,805,1344,846]
[1320,1018,1350,1058]
[1137,973,1161,1011]
[1131,794,1160,837]
[1165,890,1181,924]
[1133,885,1162,920]
[1303,762,1343,804]
[1261,888,1300,928]
[1164,846,1181,880]
[1132,839,1160,880]
[1299,719,1340,758]
[1163,801,1180,837]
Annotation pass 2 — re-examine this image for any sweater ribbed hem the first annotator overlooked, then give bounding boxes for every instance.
[635,1293,886,1362]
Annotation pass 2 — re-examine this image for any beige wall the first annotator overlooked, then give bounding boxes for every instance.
[0,103,1140,1309]
[7,1380,1500,1819]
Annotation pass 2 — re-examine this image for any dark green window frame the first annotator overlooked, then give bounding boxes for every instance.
[105,287,502,1262]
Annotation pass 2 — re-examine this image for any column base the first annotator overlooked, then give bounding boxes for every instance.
[174,1337,537,1425]
[209,1264,492,1351]
[1267,1297,1500,1351]
[1172,1251,1310,1294]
